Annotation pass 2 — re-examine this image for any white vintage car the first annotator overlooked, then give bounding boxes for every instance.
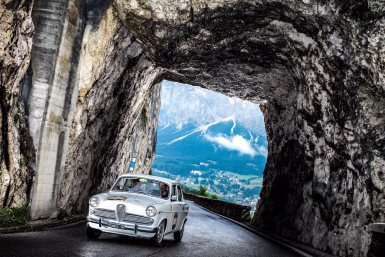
[86,174,189,246]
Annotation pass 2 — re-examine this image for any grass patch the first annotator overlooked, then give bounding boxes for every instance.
[0,207,28,227]
[210,194,219,200]
[57,209,69,220]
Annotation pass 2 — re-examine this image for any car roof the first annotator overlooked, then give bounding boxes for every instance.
[118,173,176,185]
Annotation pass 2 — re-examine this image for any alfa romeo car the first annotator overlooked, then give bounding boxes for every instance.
[86,174,189,246]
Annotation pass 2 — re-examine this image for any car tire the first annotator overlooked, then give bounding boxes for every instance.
[153,220,166,247]
[86,224,101,239]
[174,221,185,243]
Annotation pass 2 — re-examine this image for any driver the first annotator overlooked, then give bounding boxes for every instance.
[160,183,169,199]
[131,179,141,191]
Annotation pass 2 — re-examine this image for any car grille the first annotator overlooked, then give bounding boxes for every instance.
[123,213,154,225]
[93,209,116,220]
[92,209,153,225]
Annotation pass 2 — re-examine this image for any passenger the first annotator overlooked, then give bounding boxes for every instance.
[160,183,169,199]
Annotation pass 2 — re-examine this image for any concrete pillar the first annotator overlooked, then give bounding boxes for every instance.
[29,0,84,219]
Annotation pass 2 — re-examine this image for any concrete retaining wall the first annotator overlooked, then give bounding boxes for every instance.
[183,192,251,222]
[368,223,385,257]
[29,0,86,219]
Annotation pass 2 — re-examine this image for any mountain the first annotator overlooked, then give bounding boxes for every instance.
[158,81,266,135]
[152,81,268,204]
[153,117,267,177]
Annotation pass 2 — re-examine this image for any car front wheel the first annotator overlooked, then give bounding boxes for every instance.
[153,220,166,247]
[86,224,101,239]
[174,221,185,243]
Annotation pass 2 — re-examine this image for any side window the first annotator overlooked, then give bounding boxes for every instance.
[177,186,183,201]
[172,185,177,199]
[113,178,127,191]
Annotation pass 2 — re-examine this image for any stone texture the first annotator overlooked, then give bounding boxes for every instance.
[0,0,384,256]
[26,0,162,218]
[1,0,162,220]
[0,0,35,208]
[110,1,385,256]
[57,5,161,213]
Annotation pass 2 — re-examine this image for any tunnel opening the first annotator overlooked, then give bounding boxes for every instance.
[151,80,268,214]
[42,3,347,254]
[57,0,316,251]
[7,1,380,256]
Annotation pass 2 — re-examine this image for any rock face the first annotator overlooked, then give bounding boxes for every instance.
[0,0,384,256]
[1,0,161,218]
[27,1,162,217]
[0,0,34,208]
[113,1,385,256]
[58,5,161,213]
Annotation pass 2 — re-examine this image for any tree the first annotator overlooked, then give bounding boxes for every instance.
[198,185,208,196]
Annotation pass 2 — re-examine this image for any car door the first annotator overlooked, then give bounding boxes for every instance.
[170,184,183,231]
[171,185,188,231]
[176,185,188,229]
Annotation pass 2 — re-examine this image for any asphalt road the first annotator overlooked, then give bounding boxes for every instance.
[0,204,300,257]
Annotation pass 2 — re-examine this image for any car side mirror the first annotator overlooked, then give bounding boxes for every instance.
[171,195,177,201]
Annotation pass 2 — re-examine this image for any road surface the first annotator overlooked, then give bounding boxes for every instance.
[0,204,300,257]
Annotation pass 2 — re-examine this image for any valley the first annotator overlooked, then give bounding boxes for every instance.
[152,81,267,208]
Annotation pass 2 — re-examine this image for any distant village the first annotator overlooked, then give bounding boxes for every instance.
[153,167,261,211]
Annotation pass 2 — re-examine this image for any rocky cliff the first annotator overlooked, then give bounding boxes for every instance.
[113,1,385,256]
[0,0,34,208]
[58,5,161,213]
[1,1,161,218]
[0,0,384,256]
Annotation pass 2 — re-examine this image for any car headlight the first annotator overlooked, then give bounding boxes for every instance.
[89,197,100,207]
[146,206,157,217]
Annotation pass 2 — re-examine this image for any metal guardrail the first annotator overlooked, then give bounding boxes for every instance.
[183,192,251,222]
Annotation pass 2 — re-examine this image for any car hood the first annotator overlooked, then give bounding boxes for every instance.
[108,192,165,205]
[95,192,166,214]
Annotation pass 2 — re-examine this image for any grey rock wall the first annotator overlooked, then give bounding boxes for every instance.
[58,7,161,212]
[0,1,161,220]
[110,1,385,256]
[0,1,384,256]
[0,0,34,208]
[28,1,162,218]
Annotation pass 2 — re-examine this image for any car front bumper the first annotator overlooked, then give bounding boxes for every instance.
[87,216,157,238]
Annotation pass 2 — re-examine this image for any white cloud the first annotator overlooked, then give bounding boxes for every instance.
[204,134,267,157]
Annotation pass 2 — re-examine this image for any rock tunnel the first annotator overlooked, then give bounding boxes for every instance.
[0,0,384,256]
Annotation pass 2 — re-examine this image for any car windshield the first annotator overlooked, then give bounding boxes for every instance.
[111,177,170,199]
